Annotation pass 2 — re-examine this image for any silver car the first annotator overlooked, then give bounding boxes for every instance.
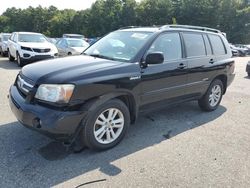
[56,38,89,56]
[0,33,11,56]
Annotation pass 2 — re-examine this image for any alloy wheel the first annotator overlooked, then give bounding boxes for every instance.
[209,85,222,107]
[93,108,124,144]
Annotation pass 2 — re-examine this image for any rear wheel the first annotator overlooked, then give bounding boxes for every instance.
[8,50,15,61]
[198,79,223,112]
[81,99,130,151]
[68,52,72,56]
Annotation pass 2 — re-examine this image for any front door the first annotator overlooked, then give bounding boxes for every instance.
[140,32,188,106]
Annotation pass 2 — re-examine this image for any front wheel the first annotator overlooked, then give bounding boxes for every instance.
[198,79,223,112]
[82,99,130,151]
[17,53,24,67]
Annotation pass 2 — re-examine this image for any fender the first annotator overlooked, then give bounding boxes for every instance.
[80,91,138,122]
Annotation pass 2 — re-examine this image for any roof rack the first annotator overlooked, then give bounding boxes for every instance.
[161,25,221,34]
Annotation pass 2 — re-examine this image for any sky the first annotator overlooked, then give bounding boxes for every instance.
[0,0,99,14]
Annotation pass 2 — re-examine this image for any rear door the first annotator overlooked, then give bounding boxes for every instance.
[140,32,188,106]
[182,32,216,97]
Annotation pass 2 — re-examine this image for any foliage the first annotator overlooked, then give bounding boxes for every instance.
[0,0,249,43]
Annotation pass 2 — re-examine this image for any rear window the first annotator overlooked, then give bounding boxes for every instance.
[183,33,206,57]
[208,34,226,55]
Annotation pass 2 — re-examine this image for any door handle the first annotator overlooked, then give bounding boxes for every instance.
[178,63,186,69]
[209,59,214,64]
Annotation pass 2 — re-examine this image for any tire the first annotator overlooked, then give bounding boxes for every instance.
[82,99,130,151]
[198,79,224,112]
[8,50,15,61]
[68,52,72,56]
[17,52,24,67]
[239,51,246,57]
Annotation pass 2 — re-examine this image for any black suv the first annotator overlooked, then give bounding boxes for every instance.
[9,25,235,151]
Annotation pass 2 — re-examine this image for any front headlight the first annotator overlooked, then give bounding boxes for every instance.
[35,84,75,103]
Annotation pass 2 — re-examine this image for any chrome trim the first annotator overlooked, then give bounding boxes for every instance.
[17,75,33,93]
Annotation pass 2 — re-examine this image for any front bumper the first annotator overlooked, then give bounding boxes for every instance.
[9,85,86,142]
[20,55,56,63]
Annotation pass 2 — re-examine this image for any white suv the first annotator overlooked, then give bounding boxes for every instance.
[7,32,58,66]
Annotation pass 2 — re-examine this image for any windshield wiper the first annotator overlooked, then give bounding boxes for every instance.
[87,54,116,61]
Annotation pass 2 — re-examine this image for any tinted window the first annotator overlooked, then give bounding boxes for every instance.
[183,33,206,57]
[203,35,212,55]
[148,33,182,61]
[209,34,226,55]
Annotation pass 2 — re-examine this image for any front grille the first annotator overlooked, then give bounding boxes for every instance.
[16,75,34,96]
[32,48,51,53]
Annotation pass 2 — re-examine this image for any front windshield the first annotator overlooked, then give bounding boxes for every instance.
[84,31,153,62]
[67,39,89,48]
[3,35,11,41]
[18,34,47,43]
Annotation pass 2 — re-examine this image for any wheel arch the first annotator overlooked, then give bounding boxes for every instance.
[212,74,227,94]
[81,91,138,124]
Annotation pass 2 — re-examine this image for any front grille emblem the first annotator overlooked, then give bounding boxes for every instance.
[17,75,33,93]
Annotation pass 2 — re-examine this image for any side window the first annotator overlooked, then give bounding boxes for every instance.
[203,34,212,55]
[148,32,182,61]
[208,34,226,55]
[61,40,67,47]
[57,39,63,47]
[183,33,206,57]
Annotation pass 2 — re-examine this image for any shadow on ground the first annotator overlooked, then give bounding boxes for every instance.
[0,101,226,187]
[0,58,20,70]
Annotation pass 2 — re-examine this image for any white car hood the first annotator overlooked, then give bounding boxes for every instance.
[18,42,55,49]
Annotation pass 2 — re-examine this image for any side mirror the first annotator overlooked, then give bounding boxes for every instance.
[145,52,164,65]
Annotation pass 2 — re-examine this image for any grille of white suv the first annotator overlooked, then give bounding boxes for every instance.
[32,48,51,53]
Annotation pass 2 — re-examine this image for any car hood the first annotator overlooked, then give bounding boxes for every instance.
[21,55,127,84]
[18,42,55,49]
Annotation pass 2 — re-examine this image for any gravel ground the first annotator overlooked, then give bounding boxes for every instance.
[0,56,249,188]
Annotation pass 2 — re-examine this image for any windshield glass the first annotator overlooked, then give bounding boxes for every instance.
[84,31,153,62]
[3,35,11,41]
[67,39,89,48]
[18,34,47,43]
